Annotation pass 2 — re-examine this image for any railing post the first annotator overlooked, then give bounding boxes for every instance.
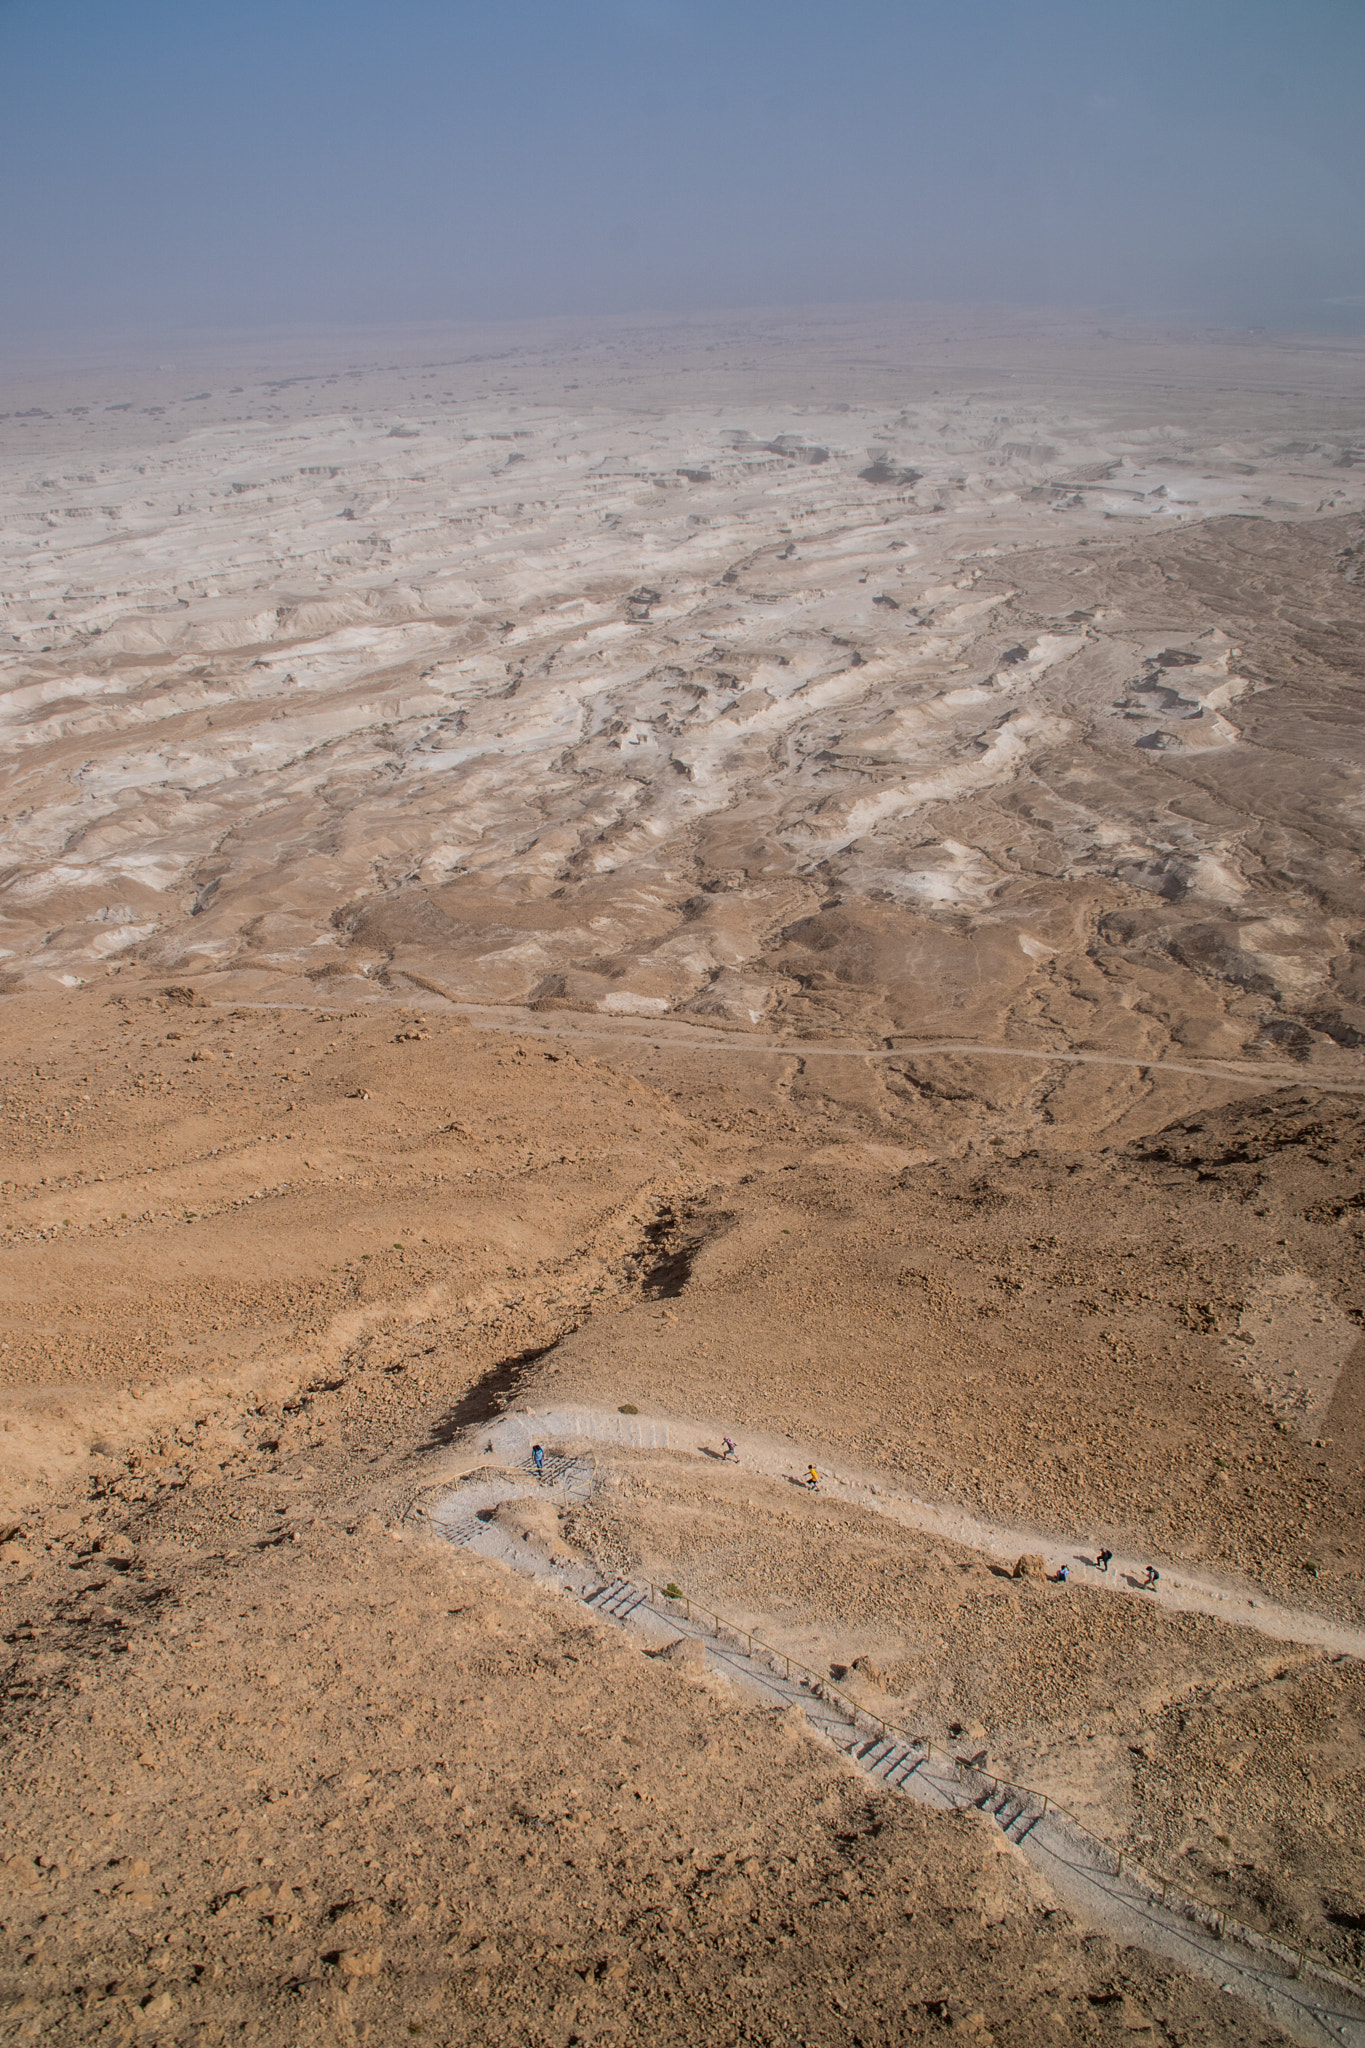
[623,1577,1350,1980]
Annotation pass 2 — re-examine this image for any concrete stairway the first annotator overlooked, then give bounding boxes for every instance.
[585,1577,650,1622]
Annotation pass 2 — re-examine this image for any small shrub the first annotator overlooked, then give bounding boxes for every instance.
[664,1583,683,1601]
[618,1403,639,1415]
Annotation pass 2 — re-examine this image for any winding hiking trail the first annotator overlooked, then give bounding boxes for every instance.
[457,1402,1365,1661]
[424,1410,1365,2048]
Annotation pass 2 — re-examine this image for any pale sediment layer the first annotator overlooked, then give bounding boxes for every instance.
[3,309,1364,1083]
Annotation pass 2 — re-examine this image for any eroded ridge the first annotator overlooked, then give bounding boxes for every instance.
[2,315,1364,1094]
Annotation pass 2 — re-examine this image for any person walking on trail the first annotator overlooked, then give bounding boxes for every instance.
[1097,1549,1114,1573]
[722,1437,738,1463]
[1055,1564,1069,1584]
[806,1465,819,1491]
[532,1443,545,1478]
[1143,1564,1160,1589]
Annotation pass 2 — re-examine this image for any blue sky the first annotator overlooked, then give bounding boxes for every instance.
[2,0,1362,341]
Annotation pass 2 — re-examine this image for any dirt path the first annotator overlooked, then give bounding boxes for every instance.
[428,1455,1365,2048]
[457,1014,1365,1099]
[211,998,1365,1096]
[462,1403,1365,1660]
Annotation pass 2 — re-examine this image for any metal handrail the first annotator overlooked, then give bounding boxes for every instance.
[639,1577,1363,1998]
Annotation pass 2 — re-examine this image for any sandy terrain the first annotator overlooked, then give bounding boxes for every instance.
[0,1495,1303,2048]
[2,307,1364,2042]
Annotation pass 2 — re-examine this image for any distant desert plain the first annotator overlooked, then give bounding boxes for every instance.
[2,305,1365,2046]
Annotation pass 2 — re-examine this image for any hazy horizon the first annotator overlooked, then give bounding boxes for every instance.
[3,0,1363,351]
